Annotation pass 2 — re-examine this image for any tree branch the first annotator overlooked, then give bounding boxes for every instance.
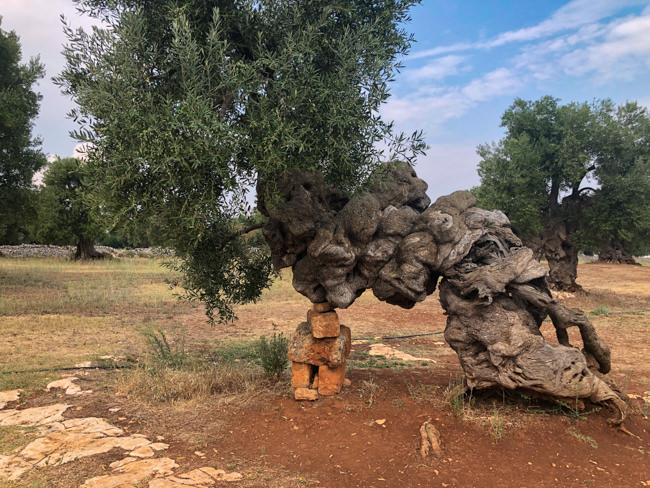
[236,222,264,237]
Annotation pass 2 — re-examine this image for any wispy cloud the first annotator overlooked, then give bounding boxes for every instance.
[383,68,521,129]
[404,55,468,82]
[389,0,650,136]
[410,0,650,59]
[559,14,650,80]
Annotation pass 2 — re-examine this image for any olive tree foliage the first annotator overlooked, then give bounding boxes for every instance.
[579,102,650,262]
[474,96,650,289]
[36,157,106,259]
[56,0,424,323]
[0,20,46,243]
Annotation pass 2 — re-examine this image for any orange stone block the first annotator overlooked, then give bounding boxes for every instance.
[288,322,346,367]
[318,359,346,396]
[294,388,318,401]
[291,362,314,389]
[309,310,340,339]
[312,302,333,313]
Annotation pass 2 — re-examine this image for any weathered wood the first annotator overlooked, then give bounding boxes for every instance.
[259,163,627,422]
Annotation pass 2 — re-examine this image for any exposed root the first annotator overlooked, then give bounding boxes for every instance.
[419,420,442,459]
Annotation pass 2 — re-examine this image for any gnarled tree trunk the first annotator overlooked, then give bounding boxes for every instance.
[542,221,581,291]
[74,236,105,260]
[260,163,627,422]
[598,240,639,265]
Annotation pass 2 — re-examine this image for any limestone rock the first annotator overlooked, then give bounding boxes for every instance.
[368,343,430,362]
[340,324,352,357]
[291,362,315,389]
[0,404,70,426]
[288,322,346,367]
[0,390,20,409]
[318,360,346,396]
[294,388,319,401]
[80,457,178,488]
[308,309,340,338]
[130,445,155,458]
[312,302,333,313]
[420,421,442,459]
[46,377,82,395]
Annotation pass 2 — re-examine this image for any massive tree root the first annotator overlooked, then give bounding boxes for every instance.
[259,163,627,422]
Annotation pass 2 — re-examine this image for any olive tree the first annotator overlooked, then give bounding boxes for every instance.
[0,20,46,244]
[474,96,650,290]
[57,0,424,322]
[36,157,106,259]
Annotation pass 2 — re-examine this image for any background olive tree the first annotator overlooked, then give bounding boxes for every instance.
[35,157,106,259]
[57,0,424,322]
[474,96,650,290]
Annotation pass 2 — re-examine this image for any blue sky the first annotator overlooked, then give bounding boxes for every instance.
[3,0,650,196]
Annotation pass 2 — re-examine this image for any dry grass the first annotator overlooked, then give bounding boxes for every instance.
[116,359,274,405]
[0,258,200,392]
[0,426,38,455]
[0,258,185,316]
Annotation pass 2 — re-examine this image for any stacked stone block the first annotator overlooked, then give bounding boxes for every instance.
[288,303,351,400]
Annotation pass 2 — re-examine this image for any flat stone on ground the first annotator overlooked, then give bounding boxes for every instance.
[294,388,319,401]
[368,343,431,362]
[0,404,70,427]
[80,457,179,488]
[0,391,20,409]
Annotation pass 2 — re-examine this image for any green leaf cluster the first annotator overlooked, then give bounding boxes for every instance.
[56,0,424,322]
[0,21,46,243]
[475,96,650,256]
[35,157,101,246]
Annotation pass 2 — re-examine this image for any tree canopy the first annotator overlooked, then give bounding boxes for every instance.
[474,96,650,289]
[57,0,424,322]
[0,20,46,243]
[36,157,107,259]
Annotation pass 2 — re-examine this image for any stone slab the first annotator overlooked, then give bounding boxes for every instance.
[308,310,340,338]
[288,322,347,367]
[294,388,319,401]
[318,359,346,396]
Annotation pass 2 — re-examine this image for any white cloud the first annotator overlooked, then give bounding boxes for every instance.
[383,68,521,131]
[461,68,521,102]
[73,142,93,160]
[405,55,468,82]
[560,14,650,80]
[409,42,475,60]
[410,0,650,59]
[2,1,101,158]
[414,143,481,198]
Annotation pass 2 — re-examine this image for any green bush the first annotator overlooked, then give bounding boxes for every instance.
[257,333,289,379]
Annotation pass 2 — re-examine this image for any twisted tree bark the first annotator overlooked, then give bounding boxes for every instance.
[259,163,626,422]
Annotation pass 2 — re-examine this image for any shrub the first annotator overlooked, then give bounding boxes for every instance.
[257,332,289,379]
